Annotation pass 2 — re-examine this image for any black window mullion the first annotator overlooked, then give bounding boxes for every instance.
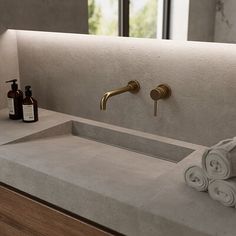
[118,0,130,37]
[162,0,171,39]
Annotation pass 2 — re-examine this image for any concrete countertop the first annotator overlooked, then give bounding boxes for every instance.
[0,108,234,236]
[0,108,71,145]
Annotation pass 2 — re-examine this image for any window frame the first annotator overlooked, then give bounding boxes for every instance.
[118,0,171,39]
[118,0,129,36]
[162,0,171,39]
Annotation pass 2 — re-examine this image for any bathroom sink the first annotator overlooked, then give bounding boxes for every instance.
[0,118,197,214]
[6,120,194,163]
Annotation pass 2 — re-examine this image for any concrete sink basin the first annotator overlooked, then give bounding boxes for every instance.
[6,120,194,163]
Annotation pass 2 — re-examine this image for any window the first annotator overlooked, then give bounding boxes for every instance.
[129,0,158,38]
[88,0,171,39]
[88,0,118,36]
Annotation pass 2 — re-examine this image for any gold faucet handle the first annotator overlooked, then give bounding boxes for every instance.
[150,84,171,117]
[150,84,171,101]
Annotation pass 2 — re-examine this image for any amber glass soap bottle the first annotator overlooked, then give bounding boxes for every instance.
[6,79,23,120]
[22,86,38,123]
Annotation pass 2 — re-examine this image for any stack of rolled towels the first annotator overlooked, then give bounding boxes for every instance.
[184,138,236,207]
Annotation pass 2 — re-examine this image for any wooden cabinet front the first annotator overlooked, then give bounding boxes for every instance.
[0,185,118,236]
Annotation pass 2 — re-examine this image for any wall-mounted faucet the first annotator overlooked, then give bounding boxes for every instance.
[100,80,140,110]
[150,84,171,116]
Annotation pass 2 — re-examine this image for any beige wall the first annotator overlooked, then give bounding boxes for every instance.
[17,31,236,146]
[0,29,19,109]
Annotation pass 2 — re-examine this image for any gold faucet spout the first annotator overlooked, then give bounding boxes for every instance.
[100,80,140,110]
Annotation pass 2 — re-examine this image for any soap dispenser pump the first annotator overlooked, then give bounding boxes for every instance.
[22,86,38,123]
[6,79,23,120]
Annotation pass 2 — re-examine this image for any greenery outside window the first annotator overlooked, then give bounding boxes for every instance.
[88,0,170,39]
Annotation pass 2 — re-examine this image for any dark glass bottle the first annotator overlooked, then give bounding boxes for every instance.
[22,86,38,123]
[6,79,23,120]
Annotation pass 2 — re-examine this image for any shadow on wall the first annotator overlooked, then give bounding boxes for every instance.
[16,31,236,146]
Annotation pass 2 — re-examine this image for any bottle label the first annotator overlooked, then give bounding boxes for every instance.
[23,105,34,121]
[8,98,15,115]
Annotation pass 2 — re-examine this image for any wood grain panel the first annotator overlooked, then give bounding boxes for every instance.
[0,220,34,236]
[0,185,115,236]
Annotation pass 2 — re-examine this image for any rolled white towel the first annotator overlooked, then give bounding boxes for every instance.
[202,138,236,180]
[208,179,236,207]
[184,165,209,192]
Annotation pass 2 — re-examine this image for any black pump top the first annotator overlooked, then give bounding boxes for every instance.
[25,85,32,97]
[6,79,18,91]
